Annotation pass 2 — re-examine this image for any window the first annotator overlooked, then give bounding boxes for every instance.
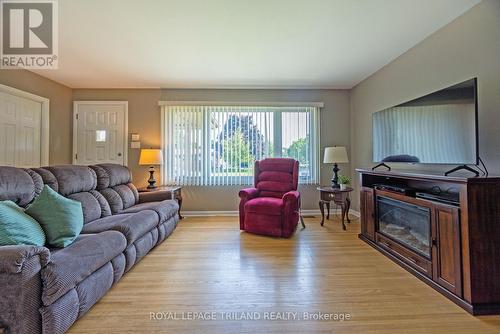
[161,104,320,186]
[95,130,106,142]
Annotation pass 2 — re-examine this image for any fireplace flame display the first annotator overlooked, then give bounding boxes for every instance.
[377,196,431,257]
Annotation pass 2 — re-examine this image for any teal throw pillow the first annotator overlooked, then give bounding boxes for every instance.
[26,185,83,248]
[0,200,46,246]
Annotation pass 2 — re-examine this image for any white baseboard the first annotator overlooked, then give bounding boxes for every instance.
[301,209,360,217]
[183,211,239,217]
[182,209,360,217]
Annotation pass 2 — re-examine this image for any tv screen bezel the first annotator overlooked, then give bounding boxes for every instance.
[371,78,479,166]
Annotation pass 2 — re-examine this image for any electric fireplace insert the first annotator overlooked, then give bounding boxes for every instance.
[376,196,431,258]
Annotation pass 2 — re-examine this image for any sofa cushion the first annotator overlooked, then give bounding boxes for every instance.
[0,166,43,207]
[113,184,138,208]
[94,164,132,188]
[81,210,159,246]
[42,166,97,197]
[31,167,59,192]
[0,201,46,246]
[89,165,110,190]
[34,166,111,224]
[244,197,283,216]
[26,186,84,248]
[67,190,112,224]
[98,184,139,213]
[121,200,179,223]
[41,230,126,306]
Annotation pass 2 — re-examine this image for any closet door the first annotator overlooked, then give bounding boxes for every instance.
[0,91,42,167]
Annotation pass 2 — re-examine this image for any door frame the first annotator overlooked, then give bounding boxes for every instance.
[0,84,50,166]
[72,101,129,166]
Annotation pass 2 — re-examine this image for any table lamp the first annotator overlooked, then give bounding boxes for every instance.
[323,146,349,188]
[139,148,163,189]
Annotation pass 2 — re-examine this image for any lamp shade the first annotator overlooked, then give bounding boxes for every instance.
[323,146,349,164]
[139,149,163,165]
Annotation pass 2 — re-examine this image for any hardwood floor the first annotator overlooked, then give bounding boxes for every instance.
[68,215,500,334]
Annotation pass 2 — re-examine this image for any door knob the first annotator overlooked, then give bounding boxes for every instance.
[118,153,122,157]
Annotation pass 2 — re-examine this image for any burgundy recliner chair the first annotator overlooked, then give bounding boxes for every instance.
[239,158,301,238]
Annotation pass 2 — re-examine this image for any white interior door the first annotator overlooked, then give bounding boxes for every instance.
[73,101,128,165]
[0,91,43,167]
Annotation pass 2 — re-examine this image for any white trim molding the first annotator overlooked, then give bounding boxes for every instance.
[159,101,324,108]
[182,211,239,217]
[160,107,166,185]
[182,209,360,218]
[0,84,50,166]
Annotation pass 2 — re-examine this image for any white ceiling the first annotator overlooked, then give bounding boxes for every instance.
[33,0,480,89]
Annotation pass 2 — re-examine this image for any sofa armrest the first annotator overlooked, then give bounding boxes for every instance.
[0,245,50,274]
[0,245,49,334]
[138,190,173,204]
[238,188,260,230]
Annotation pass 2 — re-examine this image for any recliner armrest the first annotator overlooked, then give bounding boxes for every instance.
[238,188,259,200]
[238,188,259,230]
[0,245,50,274]
[282,190,300,204]
[282,191,301,238]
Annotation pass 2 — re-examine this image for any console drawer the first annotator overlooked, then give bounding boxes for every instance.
[321,191,341,202]
[376,233,432,278]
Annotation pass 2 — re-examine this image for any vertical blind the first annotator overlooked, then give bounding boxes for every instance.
[161,105,320,186]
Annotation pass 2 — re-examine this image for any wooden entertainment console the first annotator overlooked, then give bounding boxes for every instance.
[357,168,500,315]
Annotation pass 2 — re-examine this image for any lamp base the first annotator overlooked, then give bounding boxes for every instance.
[331,163,340,188]
[147,166,157,189]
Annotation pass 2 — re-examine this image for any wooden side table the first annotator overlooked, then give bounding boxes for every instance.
[137,186,183,219]
[317,186,353,230]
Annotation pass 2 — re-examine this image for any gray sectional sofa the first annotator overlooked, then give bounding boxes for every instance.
[0,164,180,334]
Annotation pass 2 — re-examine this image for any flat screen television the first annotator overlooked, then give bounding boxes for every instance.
[372,78,478,165]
